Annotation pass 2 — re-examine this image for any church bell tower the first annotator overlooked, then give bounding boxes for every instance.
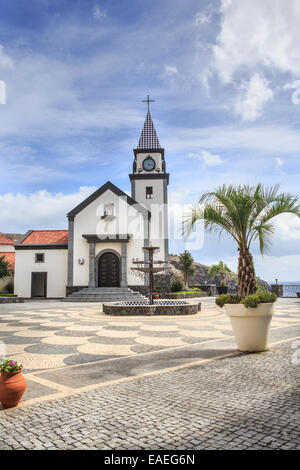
[129,96,169,261]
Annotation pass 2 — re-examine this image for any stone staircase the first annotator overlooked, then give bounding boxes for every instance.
[62,287,148,303]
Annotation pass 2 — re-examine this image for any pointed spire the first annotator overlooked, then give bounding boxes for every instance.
[137,111,161,149]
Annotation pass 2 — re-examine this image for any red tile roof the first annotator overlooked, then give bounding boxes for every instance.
[21,230,68,245]
[0,235,15,245]
[0,252,15,270]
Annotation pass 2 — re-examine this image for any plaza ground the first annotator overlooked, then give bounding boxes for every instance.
[0,297,299,450]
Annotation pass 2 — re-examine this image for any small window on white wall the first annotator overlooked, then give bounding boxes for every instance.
[146,187,153,199]
[104,203,114,216]
[35,253,45,263]
[101,203,115,220]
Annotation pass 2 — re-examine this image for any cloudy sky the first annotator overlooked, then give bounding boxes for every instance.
[0,0,300,281]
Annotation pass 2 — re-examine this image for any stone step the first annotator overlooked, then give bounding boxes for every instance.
[63,297,147,302]
[62,286,147,303]
[70,292,143,298]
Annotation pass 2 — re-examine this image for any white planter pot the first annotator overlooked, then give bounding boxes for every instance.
[224,302,275,352]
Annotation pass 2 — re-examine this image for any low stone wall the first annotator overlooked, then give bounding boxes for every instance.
[0,297,24,303]
[103,302,201,316]
[163,292,208,299]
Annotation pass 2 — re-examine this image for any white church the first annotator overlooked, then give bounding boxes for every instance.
[14,104,169,301]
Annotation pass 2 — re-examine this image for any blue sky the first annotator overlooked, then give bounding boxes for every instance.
[0,0,300,281]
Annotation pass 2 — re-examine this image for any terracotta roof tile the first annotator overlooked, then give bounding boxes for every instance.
[21,230,68,245]
[0,252,15,270]
[0,235,15,245]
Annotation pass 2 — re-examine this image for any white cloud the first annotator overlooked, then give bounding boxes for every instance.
[187,150,222,168]
[160,65,179,82]
[194,12,211,26]
[0,44,13,70]
[93,4,106,21]
[274,213,300,242]
[0,187,96,232]
[213,0,300,83]
[276,157,283,168]
[234,73,274,121]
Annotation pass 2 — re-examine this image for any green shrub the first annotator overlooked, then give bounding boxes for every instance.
[216,290,277,308]
[215,293,241,308]
[5,279,14,294]
[154,283,161,293]
[243,294,260,308]
[258,290,277,304]
[243,291,277,308]
[171,279,184,292]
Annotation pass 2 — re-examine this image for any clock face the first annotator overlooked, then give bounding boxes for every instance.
[143,156,156,171]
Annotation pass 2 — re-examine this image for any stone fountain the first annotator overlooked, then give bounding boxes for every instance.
[103,246,201,316]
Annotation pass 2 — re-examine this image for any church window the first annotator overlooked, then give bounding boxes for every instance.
[104,203,114,216]
[146,187,153,199]
[101,203,115,220]
[35,253,45,263]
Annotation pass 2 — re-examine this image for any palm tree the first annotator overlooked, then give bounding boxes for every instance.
[178,250,195,289]
[0,255,10,282]
[208,261,233,286]
[184,184,300,298]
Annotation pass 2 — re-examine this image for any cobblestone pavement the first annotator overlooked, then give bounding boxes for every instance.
[0,298,299,374]
[0,340,299,450]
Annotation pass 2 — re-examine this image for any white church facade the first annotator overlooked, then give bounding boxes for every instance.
[14,108,169,299]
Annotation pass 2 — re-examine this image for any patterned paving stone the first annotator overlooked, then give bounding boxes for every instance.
[24,343,77,355]
[0,297,299,376]
[95,329,137,338]
[88,336,136,345]
[77,343,135,356]
[134,336,187,347]
[137,330,182,338]
[63,353,120,366]
[2,336,42,345]
[54,330,96,337]
[131,344,170,354]
[41,336,90,346]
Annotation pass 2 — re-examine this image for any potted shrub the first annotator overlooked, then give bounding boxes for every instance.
[216,292,277,351]
[184,184,300,352]
[208,261,233,295]
[0,358,26,408]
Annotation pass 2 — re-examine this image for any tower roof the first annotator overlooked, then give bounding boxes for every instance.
[137,111,161,149]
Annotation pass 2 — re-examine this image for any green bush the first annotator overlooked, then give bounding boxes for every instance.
[215,293,241,308]
[216,290,277,308]
[5,279,14,294]
[171,279,184,292]
[258,291,277,304]
[243,294,260,308]
[243,291,277,308]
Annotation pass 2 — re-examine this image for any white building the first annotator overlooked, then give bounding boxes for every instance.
[14,108,169,300]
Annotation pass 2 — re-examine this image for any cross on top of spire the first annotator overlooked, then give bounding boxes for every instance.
[142,95,155,112]
[138,95,161,149]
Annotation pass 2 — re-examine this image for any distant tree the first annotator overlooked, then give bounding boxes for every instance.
[208,261,233,286]
[178,250,195,289]
[0,256,10,281]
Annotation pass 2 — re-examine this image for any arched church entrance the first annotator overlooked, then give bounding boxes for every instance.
[98,251,120,287]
